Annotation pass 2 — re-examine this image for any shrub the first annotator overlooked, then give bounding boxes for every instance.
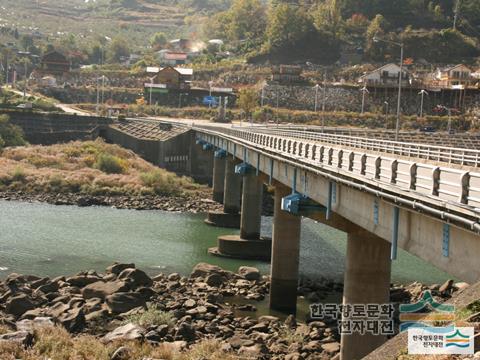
[0,115,26,147]
[94,153,126,174]
[123,305,175,328]
[140,169,181,195]
[11,166,26,182]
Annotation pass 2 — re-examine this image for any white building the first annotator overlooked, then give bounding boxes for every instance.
[359,63,410,86]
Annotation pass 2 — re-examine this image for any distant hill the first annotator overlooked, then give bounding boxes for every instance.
[0,0,228,49]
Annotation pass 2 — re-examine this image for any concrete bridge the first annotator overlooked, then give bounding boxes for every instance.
[191,123,480,359]
[6,110,480,358]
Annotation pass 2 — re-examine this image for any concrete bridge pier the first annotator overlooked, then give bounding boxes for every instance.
[340,228,392,360]
[210,170,271,260]
[205,158,242,228]
[269,183,301,313]
[212,150,226,203]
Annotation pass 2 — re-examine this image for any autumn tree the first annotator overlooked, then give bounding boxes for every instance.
[237,88,258,120]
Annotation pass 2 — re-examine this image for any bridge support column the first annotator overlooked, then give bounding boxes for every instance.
[212,153,226,203]
[223,158,242,215]
[240,172,263,240]
[270,183,301,313]
[341,229,391,360]
[205,158,241,228]
[210,170,271,260]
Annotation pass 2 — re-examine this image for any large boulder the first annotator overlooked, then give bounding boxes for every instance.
[106,292,146,314]
[106,263,135,275]
[58,306,85,333]
[16,317,55,332]
[103,323,145,343]
[66,275,101,288]
[190,263,225,279]
[0,331,34,347]
[238,266,261,281]
[5,295,35,318]
[82,281,129,300]
[117,269,153,288]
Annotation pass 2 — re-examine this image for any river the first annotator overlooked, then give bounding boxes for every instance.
[0,200,454,285]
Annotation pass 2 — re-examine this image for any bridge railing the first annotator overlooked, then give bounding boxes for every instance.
[194,125,480,211]
[242,127,480,167]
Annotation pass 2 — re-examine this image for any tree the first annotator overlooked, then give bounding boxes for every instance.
[313,0,345,37]
[107,37,130,63]
[266,4,314,51]
[203,0,267,45]
[150,32,167,50]
[0,115,26,150]
[365,14,390,60]
[19,35,34,52]
[237,88,258,120]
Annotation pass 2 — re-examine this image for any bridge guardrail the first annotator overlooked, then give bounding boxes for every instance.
[194,125,480,213]
[243,127,480,167]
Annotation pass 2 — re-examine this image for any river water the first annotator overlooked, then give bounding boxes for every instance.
[0,200,454,285]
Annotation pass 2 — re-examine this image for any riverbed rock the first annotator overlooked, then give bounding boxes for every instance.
[106,263,135,275]
[175,322,196,342]
[0,330,34,347]
[66,274,101,288]
[321,342,341,354]
[82,281,129,300]
[103,323,145,343]
[106,292,146,314]
[439,279,454,294]
[117,268,153,288]
[190,263,225,278]
[5,294,35,317]
[16,317,55,332]
[238,266,261,281]
[111,346,131,360]
[206,274,225,287]
[58,306,86,333]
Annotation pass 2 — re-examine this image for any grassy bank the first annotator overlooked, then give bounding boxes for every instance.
[0,326,236,360]
[0,139,202,197]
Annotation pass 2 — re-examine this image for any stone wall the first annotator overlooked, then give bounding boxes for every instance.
[262,84,480,115]
[3,110,112,145]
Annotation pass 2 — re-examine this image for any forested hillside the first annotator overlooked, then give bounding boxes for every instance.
[205,0,480,64]
[1,0,479,66]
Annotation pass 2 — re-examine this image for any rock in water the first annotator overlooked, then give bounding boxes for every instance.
[106,262,135,275]
[103,323,145,343]
[238,266,261,281]
[190,263,224,278]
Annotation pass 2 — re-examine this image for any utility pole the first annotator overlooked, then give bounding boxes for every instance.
[322,71,327,132]
[418,90,428,118]
[313,84,320,112]
[360,85,369,114]
[96,76,100,115]
[23,59,28,98]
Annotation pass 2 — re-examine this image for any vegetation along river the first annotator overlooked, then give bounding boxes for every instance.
[0,200,454,285]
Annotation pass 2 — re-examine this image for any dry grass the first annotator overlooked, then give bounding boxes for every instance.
[0,325,239,360]
[0,139,202,196]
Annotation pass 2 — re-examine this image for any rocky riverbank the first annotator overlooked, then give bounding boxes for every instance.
[0,190,223,213]
[0,262,469,360]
